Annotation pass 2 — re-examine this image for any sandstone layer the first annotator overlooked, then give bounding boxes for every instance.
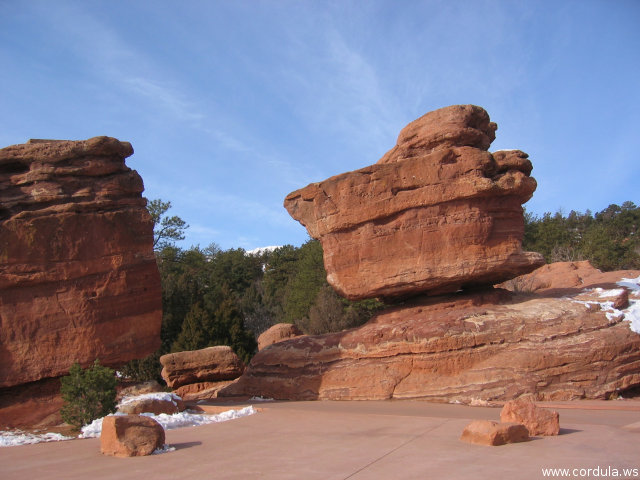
[0,137,161,426]
[160,346,245,389]
[221,273,640,402]
[284,105,544,300]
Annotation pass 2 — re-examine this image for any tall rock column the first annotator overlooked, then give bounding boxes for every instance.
[0,137,162,427]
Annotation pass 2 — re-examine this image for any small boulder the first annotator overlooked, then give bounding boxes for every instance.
[460,420,529,446]
[100,415,165,457]
[500,398,560,436]
[258,323,304,351]
[118,393,185,415]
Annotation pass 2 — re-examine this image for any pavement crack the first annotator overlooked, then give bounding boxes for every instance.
[341,419,449,480]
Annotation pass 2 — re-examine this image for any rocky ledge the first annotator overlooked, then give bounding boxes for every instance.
[221,262,640,402]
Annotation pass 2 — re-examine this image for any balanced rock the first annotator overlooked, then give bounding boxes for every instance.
[378,104,497,163]
[460,420,529,446]
[0,137,161,427]
[500,398,560,436]
[258,323,304,351]
[284,105,544,300]
[100,415,165,457]
[160,346,245,389]
[221,273,640,402]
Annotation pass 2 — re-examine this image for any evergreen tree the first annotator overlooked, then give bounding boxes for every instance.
[60,360,117,430]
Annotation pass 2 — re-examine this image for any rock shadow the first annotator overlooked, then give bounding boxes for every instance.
[171,441,202,451]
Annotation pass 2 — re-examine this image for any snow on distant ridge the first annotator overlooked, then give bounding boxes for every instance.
[246,246,282,256]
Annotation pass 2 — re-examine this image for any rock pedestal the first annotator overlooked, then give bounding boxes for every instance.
[221,279,640,402]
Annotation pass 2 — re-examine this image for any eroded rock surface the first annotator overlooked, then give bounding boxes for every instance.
[257,323,304,351]
[284,105,544,300]
[221,280,640,402]
[0,137,161,388]
[0,137,161,427]
[100,415,165,457]
[460,420,529,446]
[160,346,245,389]
[500,398,560,436]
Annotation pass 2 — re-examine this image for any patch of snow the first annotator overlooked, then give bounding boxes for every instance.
[618,275,640,292]
[245,246,281,256]
[118,391,182,407]
[80,406,257,438]
[571,276,640,334]
[250,396,275,402]
[152,444,176,455]
[597,288,626,298]
[0,430,73,447]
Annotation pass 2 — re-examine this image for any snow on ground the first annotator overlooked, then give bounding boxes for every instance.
[0,431,73,447]
[80,405,257,438]
[0,390,257,447]
[571,275,640,334]
[118,391,182,407]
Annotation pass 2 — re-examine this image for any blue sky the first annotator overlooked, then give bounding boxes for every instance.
[1,0,639,250]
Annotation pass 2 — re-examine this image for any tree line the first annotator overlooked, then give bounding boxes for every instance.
[123,199,639,380]
[523,201,640,271]
[122,200,382,380]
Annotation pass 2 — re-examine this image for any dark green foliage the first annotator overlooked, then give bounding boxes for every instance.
[121,205,389,381]
[118,352,163,383]
[148,198,188,250]
[60,360,117,430]
[282,240,327,324]
[523,201,640,271]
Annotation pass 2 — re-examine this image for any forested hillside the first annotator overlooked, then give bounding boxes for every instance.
[523,201,640,271]
[123,200,639,380]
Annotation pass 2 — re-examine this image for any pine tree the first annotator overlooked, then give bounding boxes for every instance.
[60,360,117,430]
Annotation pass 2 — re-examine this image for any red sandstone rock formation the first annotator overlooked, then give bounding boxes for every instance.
[284,105,544,300]
[0,137,161,427]
[499,260,640,296]
[160,346,245,389]
[100,415,165,457]
[460,420,529,446]
[220,273,640,402]
[257,323,304,351]
[500,398,560,436]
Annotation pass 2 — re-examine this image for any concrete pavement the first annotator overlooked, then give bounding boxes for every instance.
[1,399,638,479]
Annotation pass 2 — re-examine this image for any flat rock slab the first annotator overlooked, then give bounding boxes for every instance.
[460,420,529,446]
